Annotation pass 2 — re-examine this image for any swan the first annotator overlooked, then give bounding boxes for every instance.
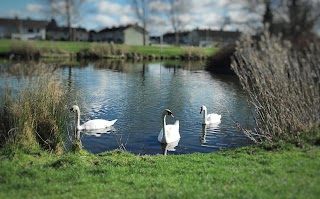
[158,109,180,144]
[200,105,221,125]
[70,105,117,131]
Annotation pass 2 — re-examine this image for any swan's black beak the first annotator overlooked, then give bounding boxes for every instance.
[200,107,203,114]
[167,110,174,118]
[70,108,74,112]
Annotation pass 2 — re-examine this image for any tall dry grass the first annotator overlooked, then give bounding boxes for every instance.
[231,31,320,143]
[78,42,129,58]
[0,69,70,154]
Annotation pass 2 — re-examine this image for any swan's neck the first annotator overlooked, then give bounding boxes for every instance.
[202,108,207,124]
[76,108,81,130]
[161,114,167,143]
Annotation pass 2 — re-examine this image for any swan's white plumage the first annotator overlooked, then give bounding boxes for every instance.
[158,109,180,144]
[200,105,221,125]
[70,105,117,131]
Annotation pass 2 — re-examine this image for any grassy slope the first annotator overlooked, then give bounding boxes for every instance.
[0,39,217,57]
[0,145,319,199]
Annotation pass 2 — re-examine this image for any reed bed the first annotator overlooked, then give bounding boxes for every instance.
[231,31,320,144]
[0,66,70,153]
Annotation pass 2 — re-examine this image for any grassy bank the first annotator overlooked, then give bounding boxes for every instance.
[0,144,319,199]
[0,39,217,59]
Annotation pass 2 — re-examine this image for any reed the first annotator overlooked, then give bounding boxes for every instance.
[182,47,206,60]
[231,31,320,144]
[10,40,41,59]
[0,68,70,154]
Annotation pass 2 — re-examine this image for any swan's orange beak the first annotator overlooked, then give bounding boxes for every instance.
[169,113,174,118]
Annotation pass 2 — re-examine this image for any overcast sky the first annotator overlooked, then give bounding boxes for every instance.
[0,0,264,35]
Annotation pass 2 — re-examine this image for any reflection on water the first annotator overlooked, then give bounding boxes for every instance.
[0,59,255,155]
[161,139,180,155]
[82,126,116,137]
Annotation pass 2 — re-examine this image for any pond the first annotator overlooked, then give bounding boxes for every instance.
[0,60,254,155]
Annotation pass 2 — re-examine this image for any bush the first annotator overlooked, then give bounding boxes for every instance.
[0,70,70,154]
[182,47,206,60]
[206,44,236,74]
[231,31,320,143]
[10,40,41,59]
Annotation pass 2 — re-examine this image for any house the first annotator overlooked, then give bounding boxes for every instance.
[46,19,89,41]
[162,31,189,45]
[188,29,241,47]
[92,24,149,46]
[0,17,48,40]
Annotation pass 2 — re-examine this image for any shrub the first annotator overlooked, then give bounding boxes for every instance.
[10,40,41,59]
[206,44,236,74]
[231,31,320,143]
[0,69,70,154]
[182,47,206,60]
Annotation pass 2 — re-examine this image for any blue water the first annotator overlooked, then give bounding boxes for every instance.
[0,60,254,155]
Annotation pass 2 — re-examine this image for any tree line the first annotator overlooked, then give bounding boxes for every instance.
[42,0,319,45]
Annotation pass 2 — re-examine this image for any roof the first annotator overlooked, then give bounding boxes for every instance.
[99,24,147,34]
[192,29,241,38]
[0,17,48,28]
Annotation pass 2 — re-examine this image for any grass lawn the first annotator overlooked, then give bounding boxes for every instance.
[0,145,319,199]
[0,39,217,57]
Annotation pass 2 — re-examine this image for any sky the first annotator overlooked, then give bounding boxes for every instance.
[0,0,263,35]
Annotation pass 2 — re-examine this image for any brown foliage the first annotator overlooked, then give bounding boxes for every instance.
[231,31,320,143]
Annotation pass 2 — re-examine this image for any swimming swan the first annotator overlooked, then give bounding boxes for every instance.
[158,109,180,144]
[70,105,117,131]
[200,105,221,125]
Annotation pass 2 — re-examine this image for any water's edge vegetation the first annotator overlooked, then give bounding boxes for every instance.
[0,39,217,60]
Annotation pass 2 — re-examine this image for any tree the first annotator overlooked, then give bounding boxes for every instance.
[132,0,150,46]
[225,0,320,40]
[44,0,85,41]
[165,0,190,45]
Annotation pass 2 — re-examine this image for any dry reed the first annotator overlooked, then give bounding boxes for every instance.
[0,66,69,153]
[231,31,320,143]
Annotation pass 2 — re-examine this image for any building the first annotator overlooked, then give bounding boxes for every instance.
[0,17,48,40]
[92,24,149,46]
[188,29,241,47]
[46,19,89,41]
[162,31,189,45]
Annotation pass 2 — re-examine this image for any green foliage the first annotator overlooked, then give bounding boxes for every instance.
[0,146,319,198]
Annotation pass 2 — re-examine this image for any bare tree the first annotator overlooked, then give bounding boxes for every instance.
[132,0,150,46]
[225,0,320,40]
[165,0,190,45]
[44,0,85,41]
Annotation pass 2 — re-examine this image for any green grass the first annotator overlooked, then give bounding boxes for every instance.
[0,39,217,57]
[128,45,217,57]
[0,145,319,199]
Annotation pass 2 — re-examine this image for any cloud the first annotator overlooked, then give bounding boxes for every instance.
[97,0,133,15]
[26,4,44,13]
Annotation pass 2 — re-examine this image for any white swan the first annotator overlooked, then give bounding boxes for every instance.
[70,105,117,131]
[158,109,180,144]
[200,105,221,125]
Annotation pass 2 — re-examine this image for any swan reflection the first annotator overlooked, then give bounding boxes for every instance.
[160,139,180,155]
[82,126,116,137]
[201,123,220,146]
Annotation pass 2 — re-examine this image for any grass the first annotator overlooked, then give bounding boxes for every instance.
[0,144,319,198]
[0,39,217,58]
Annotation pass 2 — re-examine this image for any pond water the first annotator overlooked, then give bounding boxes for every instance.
[0,60,254,155]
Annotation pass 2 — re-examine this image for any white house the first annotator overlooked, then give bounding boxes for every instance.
[92,24,149,46]
[0,17,48,40]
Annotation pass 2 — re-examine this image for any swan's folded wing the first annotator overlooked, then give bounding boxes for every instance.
[82,119,117,130]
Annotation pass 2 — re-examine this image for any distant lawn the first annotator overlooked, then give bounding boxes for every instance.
[0,39,217,57]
